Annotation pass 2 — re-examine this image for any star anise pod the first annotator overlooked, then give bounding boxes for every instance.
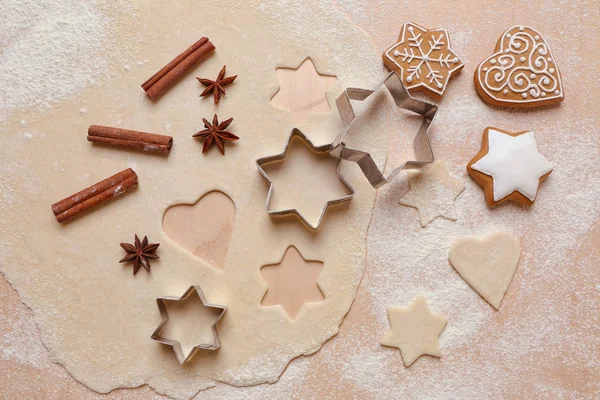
[196,65,237,104]
[193,114,239,154]
[119,234,160,275]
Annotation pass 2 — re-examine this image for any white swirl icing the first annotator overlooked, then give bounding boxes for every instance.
[477,26,563,104]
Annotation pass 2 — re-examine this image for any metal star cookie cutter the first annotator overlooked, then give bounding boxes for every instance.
[330,71,438,188]
[256,128,355,231]
[150,285,227,364]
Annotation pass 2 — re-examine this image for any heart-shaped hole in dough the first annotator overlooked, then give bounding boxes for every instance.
[162,191,235,269]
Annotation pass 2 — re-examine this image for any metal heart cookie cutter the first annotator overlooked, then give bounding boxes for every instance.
[150,285,227,364]
[256,128,355,231]
[330,71,438,188]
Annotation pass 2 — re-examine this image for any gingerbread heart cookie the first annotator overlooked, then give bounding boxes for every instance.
[467,127,553,207]
[383,22,463,99]
[475,26,564,108]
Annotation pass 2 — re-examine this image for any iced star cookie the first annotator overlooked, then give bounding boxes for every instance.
[467,127,553,207]
[475,26,564,108]
[383,22,463,99]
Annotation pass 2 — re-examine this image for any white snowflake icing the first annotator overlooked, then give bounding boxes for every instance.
[385,22,463,96]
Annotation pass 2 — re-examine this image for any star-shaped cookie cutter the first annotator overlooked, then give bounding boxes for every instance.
[256,128,355,231]
[330,71,438,188]
[150,285,227,364]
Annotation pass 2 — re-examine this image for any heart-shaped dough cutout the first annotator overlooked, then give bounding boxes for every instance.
[449,232,520,310]
[475,26,564,108]
[162,191,235,269]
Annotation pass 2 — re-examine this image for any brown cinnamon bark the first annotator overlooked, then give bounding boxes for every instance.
[87,125,173,154]
[142,37,215,100]
[52,168,138,223]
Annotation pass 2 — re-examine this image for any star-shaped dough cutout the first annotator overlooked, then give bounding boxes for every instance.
[399,161,465,227]
[383,21,463,98]
[151,286,227,364]
[270,58,337,122]
[381,296,447,367]
[468,127,553,207]
[256,129,354,231]
[261,246,324,319]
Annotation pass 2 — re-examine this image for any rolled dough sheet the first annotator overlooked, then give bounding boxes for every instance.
[0,0,385,398]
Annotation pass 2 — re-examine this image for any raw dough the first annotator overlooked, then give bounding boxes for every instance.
[0,0,384,398]
[448,232,521,310]
[380,296,447,367]
[399,160,465,227]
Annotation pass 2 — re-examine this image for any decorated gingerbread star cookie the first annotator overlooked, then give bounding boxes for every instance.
[475,26,564,108]
[383,22,464,99]
[468,127,553,207]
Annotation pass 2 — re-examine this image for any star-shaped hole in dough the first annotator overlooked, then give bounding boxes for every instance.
[270,58,337,122]
[260,246,324,319]
[468,127,553,207]
[399,161,465,227]
[381,296,447,367]
[383,21,463,98]
[151,286,227,364]
[256,129,354,231]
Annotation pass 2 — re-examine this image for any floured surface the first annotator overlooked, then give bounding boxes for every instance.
[0,0,384,398]
[399,160,465,226]
[322,1,600,398]
[1,0,600,399]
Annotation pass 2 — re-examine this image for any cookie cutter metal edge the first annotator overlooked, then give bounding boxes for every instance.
[330,71,438,189]
[150,285,227,364]
[256,128,355,231]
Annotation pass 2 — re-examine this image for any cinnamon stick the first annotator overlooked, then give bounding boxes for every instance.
[87,125,173,154]
[142,37,215,100]
[52,168,138,223]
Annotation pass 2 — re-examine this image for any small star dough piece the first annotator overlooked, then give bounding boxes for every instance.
[399,161,465,227]
[448,232,520,310]
[475,26,564,108]
[380,297,447,367]
[468,127,553,207]
[383,21,464,99]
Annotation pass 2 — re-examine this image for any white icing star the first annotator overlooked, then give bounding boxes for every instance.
[472,129,553,201]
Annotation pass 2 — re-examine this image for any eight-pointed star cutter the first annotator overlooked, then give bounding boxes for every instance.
[151,285,227,364]
[256,128,355,231]
[330,71,437,188]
